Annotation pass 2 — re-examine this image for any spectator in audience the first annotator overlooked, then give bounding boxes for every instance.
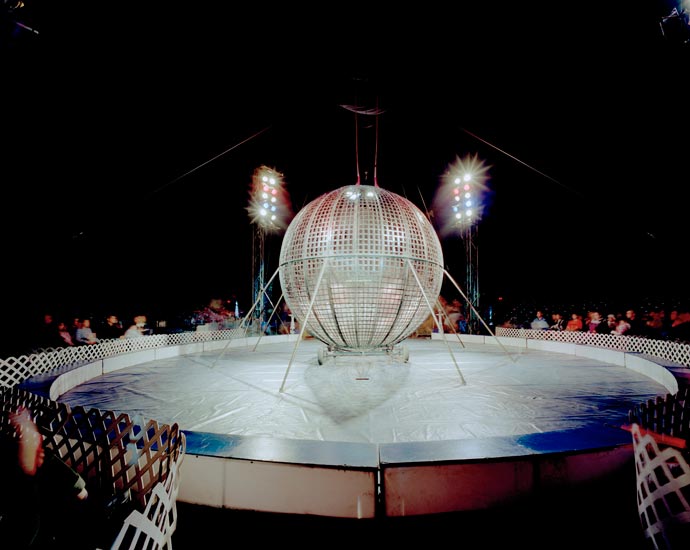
[500,317,519,328]
[124,315,150,338]
[195,298,233,329]
[668,306,690,343]
[604,314,618,333]
[57,320,75,347]
[582,311,592,331]
[566,313,583,331]
[549,312,566,331]
[445,298,463,333]
[276,302,293,335]
[530,310,549,330]
[99,314,124,340]
[75,318,98,345]
[662,309,680,339]
[35,313,64,350]
[613,316,631,335]
[69,317,82,344]
[457,313,469,334]
[587,311,603,333]
[645,309,665,339]
[624,309,646,337]
[595,312,613,334]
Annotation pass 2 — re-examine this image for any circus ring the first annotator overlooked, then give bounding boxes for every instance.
[7,328,690,522]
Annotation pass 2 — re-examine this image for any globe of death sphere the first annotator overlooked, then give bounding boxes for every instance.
[279,184,444,353]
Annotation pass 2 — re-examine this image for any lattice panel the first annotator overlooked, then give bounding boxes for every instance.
[629,387,690,443]
[101,412,185,510]
[0,386,185,513]
[1,330,247,390]
[0,356,37,387]
[43,406,107,488]
[632,423,690,549]
[495,327,690,368]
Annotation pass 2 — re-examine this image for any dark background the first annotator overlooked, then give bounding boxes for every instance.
[1,2,688,355]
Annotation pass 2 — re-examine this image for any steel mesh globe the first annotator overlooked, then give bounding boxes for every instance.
[279,184,444,352]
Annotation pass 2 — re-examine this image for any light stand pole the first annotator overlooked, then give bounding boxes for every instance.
[247,165,291,336]
[433,153,490,335]
[252,223,266,335]
[464,223,479,334]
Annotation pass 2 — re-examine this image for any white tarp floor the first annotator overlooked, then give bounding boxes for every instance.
[57,338,669,444]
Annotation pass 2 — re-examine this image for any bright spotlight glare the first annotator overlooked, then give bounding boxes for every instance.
[248,164,293,231]
[432,152,491,237]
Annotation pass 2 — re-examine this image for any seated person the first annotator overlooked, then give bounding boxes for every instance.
[124,315,150,338]
[75,318,99,345]
[530,311,549,330]
[99,314,124,340]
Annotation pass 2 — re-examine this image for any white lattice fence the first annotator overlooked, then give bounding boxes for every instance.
[0,329,245,390]
[496,327,690,367]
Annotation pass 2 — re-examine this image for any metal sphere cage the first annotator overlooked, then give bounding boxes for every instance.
[279,184,444,353]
